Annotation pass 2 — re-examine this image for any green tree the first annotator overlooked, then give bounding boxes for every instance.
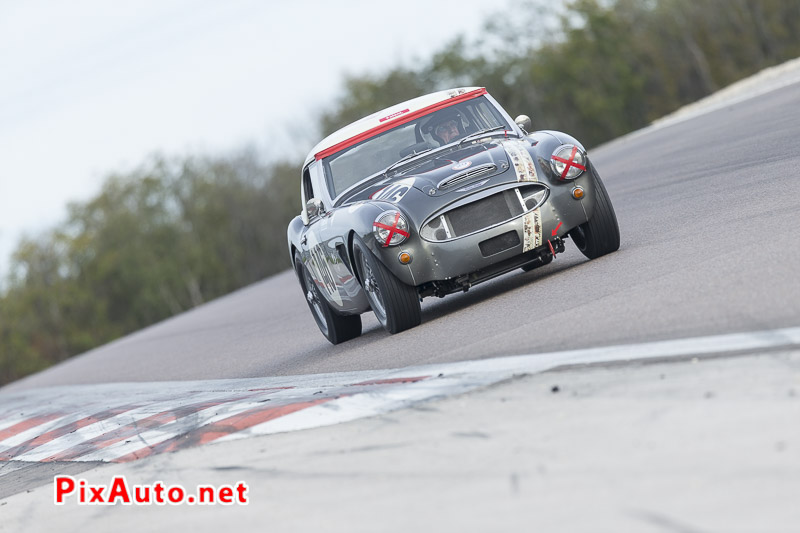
[1,152,301,385]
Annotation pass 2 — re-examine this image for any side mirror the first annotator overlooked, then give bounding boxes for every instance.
[306,198,325,220]
[514,114,532,134]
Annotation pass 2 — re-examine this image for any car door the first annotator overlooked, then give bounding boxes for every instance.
[298,163,345,309]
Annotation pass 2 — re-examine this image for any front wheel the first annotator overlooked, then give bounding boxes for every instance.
[352,236,421,334]
[294,252,362,344]
[569,163,620,259]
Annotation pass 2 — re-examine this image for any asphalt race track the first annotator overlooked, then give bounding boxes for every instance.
[6,80,799,393]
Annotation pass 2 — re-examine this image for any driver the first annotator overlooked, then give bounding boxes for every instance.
[426,109,465,145]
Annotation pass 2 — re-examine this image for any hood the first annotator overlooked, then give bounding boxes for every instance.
[344,138,534,206]
[399,141,512,196]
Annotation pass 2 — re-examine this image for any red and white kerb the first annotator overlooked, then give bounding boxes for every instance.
[373,211,410,247]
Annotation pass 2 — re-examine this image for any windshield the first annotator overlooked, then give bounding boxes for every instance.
[322,96,511,199]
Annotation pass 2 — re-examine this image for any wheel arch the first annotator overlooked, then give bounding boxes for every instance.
[347,231,362,285]
[290,244,301,279]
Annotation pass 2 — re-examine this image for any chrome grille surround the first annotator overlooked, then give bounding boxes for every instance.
[420,183,549,242]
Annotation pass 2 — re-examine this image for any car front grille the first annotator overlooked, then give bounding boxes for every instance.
[419,184,549,242]
[446,190,523,236]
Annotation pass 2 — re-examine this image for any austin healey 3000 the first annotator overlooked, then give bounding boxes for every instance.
[287,87,620,343]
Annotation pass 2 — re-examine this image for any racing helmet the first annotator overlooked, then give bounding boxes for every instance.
[422,108,466,145]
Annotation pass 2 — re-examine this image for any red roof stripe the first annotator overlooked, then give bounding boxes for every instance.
[314,88,488,161]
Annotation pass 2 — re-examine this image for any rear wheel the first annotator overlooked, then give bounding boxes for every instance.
[569,163,620,259]
[294,253,361,344]
[352,236,421,334]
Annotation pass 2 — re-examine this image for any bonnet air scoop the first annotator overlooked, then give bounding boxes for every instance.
[437,163,497,189]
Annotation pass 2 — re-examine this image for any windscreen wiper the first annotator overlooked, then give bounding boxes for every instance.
[459,126,519,146]
[384,147,436,176]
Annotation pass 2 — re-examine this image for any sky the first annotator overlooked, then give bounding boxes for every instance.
[0,0,502,276]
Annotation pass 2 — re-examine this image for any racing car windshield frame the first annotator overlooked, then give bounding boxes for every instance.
[322,96,511,203]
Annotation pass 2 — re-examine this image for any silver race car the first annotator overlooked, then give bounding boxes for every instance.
[288,87,620,343]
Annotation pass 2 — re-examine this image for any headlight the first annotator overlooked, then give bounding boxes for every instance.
[373,210,410,247]
[550,144,586,180]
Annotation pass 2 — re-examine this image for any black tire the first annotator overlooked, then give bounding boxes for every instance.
[352,236,421,334]
[520,253,553,272]
[569,163,620,259]
[294,253,362,345]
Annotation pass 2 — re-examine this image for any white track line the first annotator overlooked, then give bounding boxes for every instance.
[216,375,494,442]
[333,327,800,387]
[220,327,800,440]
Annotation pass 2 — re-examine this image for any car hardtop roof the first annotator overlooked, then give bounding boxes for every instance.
[303,87,485,168]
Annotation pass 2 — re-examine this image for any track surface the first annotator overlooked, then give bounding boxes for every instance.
[5,82,800,392]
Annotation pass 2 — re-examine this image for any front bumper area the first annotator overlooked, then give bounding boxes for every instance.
[417,237,566,298]
[376,183,590,289]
